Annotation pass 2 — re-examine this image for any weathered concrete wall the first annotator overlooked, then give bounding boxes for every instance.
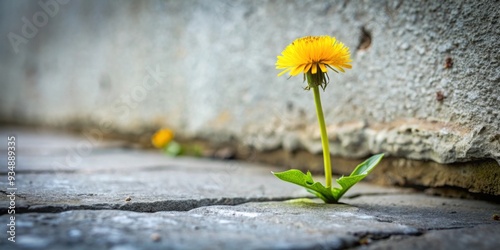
[1,0,499,165]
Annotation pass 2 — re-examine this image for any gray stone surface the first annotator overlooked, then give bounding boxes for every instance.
[1,196,499,250]
[0,127,404,214]
[0,127,500,249]
[360,225,500,250]
[0,1,498,166]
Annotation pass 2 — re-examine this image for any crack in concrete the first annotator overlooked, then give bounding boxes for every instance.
[347,226,483,249]
[0,196,305,215]
[0,189,26,198]
[1,191,423,215]
[344,192,411,199]
[425,226,470,231]
[347,231,423,249]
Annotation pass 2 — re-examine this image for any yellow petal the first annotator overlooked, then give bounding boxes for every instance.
[311,64,317,74]
[290,65,304,76]
[277,68,291,77]
[304,64,312,73]
[319,63,327,73]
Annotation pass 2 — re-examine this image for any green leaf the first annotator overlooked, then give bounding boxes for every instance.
[350,153,385,176]
[164,141,182,156]
[272,170,337,203]
[272,154,384,203]
[332,153,384,200]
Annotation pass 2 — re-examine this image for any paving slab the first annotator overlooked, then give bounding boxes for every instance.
[0,126,406,213]
[1,196,499,250]
[1,127,500,249]
[358,224,500,250]
[0,154,406,213]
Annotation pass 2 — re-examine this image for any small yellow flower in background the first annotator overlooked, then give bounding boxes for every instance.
[151,128,174,148]
[276,35,352,90]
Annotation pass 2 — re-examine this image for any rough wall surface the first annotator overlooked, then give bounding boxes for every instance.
[0,0,499,164]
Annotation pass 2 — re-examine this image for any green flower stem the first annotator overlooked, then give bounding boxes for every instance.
[312,85,332,188]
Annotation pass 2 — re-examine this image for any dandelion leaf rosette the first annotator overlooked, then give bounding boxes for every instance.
[273,154,384,203]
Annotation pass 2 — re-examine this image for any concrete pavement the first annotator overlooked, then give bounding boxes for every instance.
[0,127,499,249]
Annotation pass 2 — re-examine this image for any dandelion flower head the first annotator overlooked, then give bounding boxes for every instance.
[151,128,174,148]
[276,35,352,89]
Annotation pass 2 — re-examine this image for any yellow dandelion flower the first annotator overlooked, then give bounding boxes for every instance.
[276,35,352,90]
[151,128,174,148]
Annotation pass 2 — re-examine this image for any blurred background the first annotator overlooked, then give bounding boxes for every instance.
[0,1,499,195]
